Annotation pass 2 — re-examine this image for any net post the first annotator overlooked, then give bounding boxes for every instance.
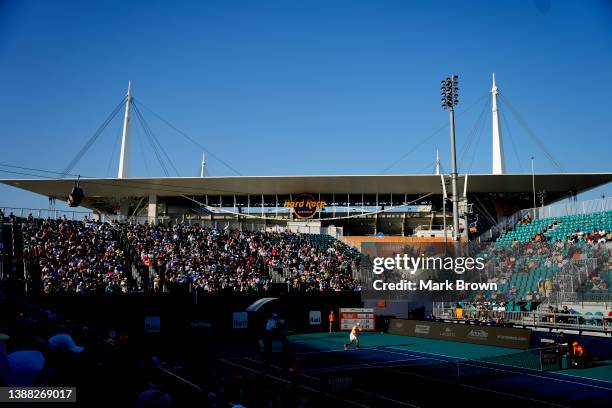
[456,360,460,383]
[539,348,543,371]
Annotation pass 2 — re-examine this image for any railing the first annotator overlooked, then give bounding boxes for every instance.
[100,213,171,225]
[182,218,345,238]
[477,197,612,243]
[185,219,274,230]
[414,224,454,232]
[1,206,93,221]
[0,222,3,280]
[532,197,612,220]
[551,258,594,301]
[550,291,612,307]
[477,208,531,242]
[434,305,612,333]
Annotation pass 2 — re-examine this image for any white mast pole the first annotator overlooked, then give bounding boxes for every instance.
[118,81,132,179]
[491,73,506,174]
[200,152,206,177]
[435,149,441,175]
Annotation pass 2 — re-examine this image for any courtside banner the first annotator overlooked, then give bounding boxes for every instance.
[232,312,248,329]
[309,310,322,325]
[388,319,531,349]
[339,308,376,331]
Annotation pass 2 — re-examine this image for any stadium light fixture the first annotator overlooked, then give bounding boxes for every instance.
[441,75,460,241]
[440,76,460,110]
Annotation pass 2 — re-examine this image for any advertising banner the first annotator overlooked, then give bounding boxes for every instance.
[232,311,248,329]
[339,308,376,331]
[283,193,326,219]
[309,310,322,325]
[388,319,531,349]
[144,316,161,333]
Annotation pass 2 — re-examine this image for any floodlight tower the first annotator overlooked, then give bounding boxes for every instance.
[441,75,460,241]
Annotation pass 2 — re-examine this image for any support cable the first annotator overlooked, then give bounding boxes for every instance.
[466,105,488,173]
[458,96,489,167]
[105,120,123,177]
[131,103,180,176]
[132,104,171,176]
[134,119,151,176]
[61,96,127,177]
[132,99,243,176]
[499,103,524,173]
[381,92,489,173]
[499,95,564,172]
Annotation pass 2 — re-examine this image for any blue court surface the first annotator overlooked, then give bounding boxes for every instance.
[268,332,612,407]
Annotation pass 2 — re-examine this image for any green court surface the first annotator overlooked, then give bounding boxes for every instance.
[288,331,612,383]
[289,331,518,359]
[564,361,612,383]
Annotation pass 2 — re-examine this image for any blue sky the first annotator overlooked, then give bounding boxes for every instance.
[0,0,611,211]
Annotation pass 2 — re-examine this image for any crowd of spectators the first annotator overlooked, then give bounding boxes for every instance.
[124,223,361,293]
[590,275,609,291]
[22,217,129,294]
[474,235,612,302]
[12,210,611,299]
[567,228,612,244]
[498,212,612,245]
[17,217,360,295]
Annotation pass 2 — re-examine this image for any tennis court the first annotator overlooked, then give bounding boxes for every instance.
[223,332,612,407]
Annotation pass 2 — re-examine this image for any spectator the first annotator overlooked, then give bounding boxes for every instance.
[3,350,45,387]
[556,331,569,356]
[136,389,172,408]
[44,334,86,389]
[22,219,360,295]
[570,341,587,368]
[23,219,128,294]
[559,305,570,323]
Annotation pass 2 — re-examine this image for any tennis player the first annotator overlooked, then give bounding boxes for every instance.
[343,322,360,350]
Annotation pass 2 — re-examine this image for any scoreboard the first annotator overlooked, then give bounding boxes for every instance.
[339,308,376,331]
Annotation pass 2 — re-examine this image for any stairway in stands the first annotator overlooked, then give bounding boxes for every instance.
[0,219,26,295]
[0,219,9,279]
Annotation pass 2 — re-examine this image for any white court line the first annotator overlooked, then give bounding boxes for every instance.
[240,356,420,408]
[338,384,420,408]
[298,369,420,407]
[290,343,609,404]
[291,351,563,408]
[458,361,612,392]
[292,346,414,356]
[220,358,289,384]
[548,370,612,385]
[294,344,612,391]
[220,358,371,408]
[375,347,455,363]
[292,348,360,355]
[380,365,569,408]
[246,351,558,407]
[302,357,427,373]
[380,346,612,392]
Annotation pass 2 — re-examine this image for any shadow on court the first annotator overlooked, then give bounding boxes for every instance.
[272,332,612,408]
